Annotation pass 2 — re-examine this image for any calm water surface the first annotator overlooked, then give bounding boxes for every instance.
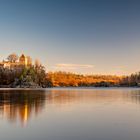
[0,88,140,140]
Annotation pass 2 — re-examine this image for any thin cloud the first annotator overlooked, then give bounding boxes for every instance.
[55,63,94,69]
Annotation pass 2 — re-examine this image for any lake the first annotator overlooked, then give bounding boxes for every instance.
[0,88,140,140]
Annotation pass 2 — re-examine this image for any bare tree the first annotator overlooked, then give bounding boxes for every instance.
[7,53,19,63]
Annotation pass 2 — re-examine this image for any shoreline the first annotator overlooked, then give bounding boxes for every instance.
[0,86,139,90]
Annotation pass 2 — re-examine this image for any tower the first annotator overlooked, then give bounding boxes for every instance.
[19,54,27,66]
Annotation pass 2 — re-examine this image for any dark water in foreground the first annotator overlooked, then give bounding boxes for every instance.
[0,88,140,140]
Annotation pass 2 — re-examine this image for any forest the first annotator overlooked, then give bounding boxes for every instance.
[1,68,140,88]
[120,72,140,87]
[0,54,140,88]
[47,71,140,87]
[0,65,50,88]
[47,71,121,87]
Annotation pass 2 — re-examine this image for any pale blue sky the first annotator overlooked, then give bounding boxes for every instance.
[0,0,140,75]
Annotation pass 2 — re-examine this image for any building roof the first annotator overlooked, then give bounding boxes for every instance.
[20,54,25,59]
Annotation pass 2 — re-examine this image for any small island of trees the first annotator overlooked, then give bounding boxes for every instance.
[0,53,50,88]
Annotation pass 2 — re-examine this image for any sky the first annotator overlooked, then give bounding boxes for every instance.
[0,0,140,75]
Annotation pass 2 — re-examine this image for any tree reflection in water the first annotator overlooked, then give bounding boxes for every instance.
[0,88,140,127]
[0,89,46,126]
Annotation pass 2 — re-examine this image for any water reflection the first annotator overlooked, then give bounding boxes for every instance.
[1,88,140,126]
[46,88,140,105]
[0,89,46,126]
[124,89,140,105]
[0,88,140,140]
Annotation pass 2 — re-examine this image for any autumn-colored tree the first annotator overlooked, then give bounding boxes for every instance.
[47,71,121,87]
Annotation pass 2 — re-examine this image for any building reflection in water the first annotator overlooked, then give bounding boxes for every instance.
[0,89,46,126]
[0,88,140,126]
